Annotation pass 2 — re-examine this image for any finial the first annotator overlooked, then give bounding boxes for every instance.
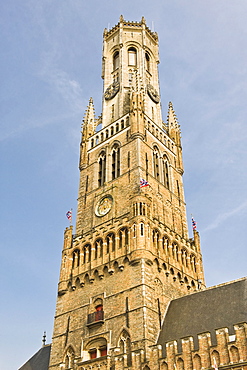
[141,16,146,24]
[42,331,46,347]
[89,97,93,104]
[119,15,124,23]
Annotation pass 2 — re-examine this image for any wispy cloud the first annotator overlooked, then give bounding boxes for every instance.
[204,200,247,232]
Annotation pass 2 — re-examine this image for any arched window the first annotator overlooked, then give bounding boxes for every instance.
[112,145,120,180]
[177,358,184,370]
[140,222,144,236]
[193,354,202,370]
[230,346,240,363]
[153,147,160,180]
[72,249,80,268]
[86,337,107,360]
[113,51,119,70]
[163,156,169,189]
[83,244,91,263]
[64,347,75,369]
[95,239,103,259]
[106,233,115,252]
[98,152,106,187]
[119,228,128,248]
[128,47,137,66]
[145,52,150,72]
[212,350,220,368]
[153,229,159,249]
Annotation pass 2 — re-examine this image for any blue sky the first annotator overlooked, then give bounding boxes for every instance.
[1,1,247,369]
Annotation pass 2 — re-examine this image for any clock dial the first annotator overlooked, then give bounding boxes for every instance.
[104,81,120,100]
[95,195,113,217]
[147,84,160,103]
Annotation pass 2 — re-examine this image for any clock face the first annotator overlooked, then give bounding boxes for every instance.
[95,195,113,217]
[147,84,160,103]
[104,81,120,100]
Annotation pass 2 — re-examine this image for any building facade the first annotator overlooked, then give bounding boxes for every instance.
[19,16,247,370]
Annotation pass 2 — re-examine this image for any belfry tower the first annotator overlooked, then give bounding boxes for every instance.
[48,16,205,370]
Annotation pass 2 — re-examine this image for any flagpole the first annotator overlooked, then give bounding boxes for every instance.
[70,208,73,225]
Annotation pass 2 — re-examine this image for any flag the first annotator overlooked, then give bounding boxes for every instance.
[140,178,149,188]
[66,210,72,221]
[192,216,197,231]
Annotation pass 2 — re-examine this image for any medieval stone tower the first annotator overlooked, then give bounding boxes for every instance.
[48,16,205,370]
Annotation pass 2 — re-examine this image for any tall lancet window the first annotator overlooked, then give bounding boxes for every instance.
[112,144,120,180]
[163,155,170,189]
[113,51,119,70]
[128,47,137,66]
[145,52,150,72]
[98,151,106,187]
[153,146,160,181]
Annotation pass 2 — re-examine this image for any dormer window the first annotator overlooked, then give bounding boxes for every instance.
[113,51,119,70]
[128,47,137,66]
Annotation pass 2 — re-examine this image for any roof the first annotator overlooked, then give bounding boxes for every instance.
[157,277,247,355]
[19,344,51,370]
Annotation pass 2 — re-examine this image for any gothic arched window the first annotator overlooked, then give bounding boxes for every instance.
[113,51,119,70]
[153,147,160,181]
[112,145,120,180]
[163,155,170,189]
[145,52,150,72]
[128,47,137,66]
[95,239,103,259]
[72,249,80,268]
[106,233,115,252]
[98,151,106,187]
[83,244,91,264]
[119,228,128,248]
[193,354,202,370]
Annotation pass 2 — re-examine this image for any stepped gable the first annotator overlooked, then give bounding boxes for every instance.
[157,277,247,355]
[19,344,51,370]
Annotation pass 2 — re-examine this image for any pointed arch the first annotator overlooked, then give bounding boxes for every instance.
[128,47,137,66]
[153,146,160,181]
[193,354,202,370]
[72,249,80,268]
[162,154,170,189]
[113,50,119,71]
[111,143,120,180]
[230,346,240,363]
[119,227,129,248]
[98,151,106,187]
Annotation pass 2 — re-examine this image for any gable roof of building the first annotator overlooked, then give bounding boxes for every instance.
[19,344,51,370]
[157,277,247,356]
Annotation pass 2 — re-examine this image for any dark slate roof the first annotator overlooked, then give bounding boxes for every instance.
[19,344,51,370]
[157,277,247,356]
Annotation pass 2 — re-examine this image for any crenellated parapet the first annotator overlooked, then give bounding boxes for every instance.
[154,323,247,370]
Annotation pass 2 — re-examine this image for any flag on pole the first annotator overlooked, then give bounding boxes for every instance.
[66,210,72,221]
[140,178,149,188]
[192,216,197,231]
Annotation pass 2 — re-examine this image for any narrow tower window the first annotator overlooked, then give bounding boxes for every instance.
[98,152,106,187]
[163,156,169,189]
[128,47,137,66]
[153,147,160,181]
[145,52,150,72]
[112,145,120,180]
[113,51,119,70]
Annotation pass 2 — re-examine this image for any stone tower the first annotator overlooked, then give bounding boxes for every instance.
[48,16,205,370]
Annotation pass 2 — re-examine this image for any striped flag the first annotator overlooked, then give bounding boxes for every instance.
[66,210,72,221]
[192,216,197,231]
[140,178,149,188]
